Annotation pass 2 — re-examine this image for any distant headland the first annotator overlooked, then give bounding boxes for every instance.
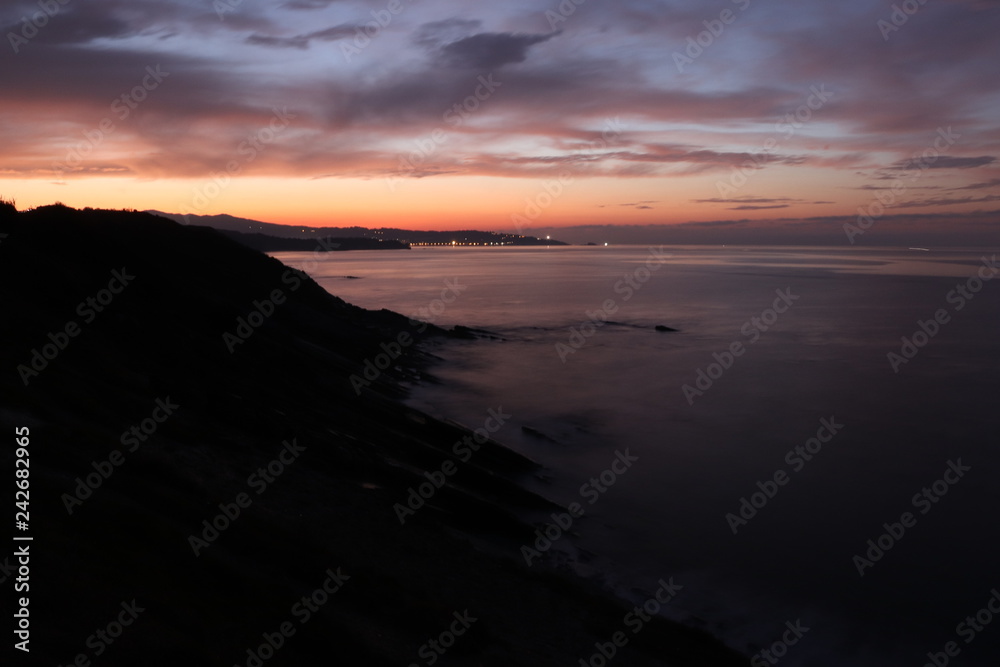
[149,210,568,247]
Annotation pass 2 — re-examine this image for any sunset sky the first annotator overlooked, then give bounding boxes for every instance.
[2,0,999,234]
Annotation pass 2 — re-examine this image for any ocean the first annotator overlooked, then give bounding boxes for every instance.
[273,245,1000,666]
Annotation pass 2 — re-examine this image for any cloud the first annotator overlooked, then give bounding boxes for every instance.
[889,155,997,170]
[616,145,806,169]
[246,23,359,49]
[693,197,800,204]
[952,178,1000,190]
[0,6,133,45]
[855,184,944,191]
[889,194,1000,209]
[309,25,360,41]
[692,196,830,211]
[413,19,482,49]
[246,33,311,49]
[616,200,657,209]
[282,0,342,8]
[458,144,806,179]
[438,31,560,69]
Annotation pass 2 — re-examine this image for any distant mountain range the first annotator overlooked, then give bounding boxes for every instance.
[148,211,567,247]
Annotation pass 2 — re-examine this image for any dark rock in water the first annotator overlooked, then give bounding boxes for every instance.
[655,325,679,332]
[450,324,503,340]
[521,425,560,444]
[450,324,478,339]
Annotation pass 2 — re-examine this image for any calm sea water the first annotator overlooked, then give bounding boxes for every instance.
[275,245,1000,666]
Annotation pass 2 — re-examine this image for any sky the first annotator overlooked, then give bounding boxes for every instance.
[2,0,999,239]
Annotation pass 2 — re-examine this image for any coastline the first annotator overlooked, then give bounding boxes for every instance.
[0,207,745,665]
